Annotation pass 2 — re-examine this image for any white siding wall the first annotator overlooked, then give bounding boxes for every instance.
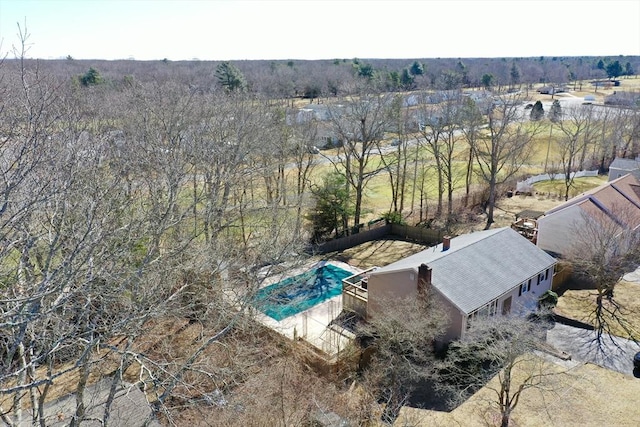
[463,265,555,337]
[537,205,586,256]
[511,266,554,314]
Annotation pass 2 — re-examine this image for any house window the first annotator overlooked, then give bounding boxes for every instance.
[545,268,549,281]
[537,274,541,286]
[520,282,529,295]
[467,300,498,325]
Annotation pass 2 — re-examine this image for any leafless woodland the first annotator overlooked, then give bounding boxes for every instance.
[1,32,640,426]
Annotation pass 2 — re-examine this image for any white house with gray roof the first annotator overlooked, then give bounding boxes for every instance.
[344,227,556,342]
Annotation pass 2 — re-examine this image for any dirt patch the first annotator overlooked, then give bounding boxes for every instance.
[328,237,426,270]
[439,193,564,235]
[494,194,562,224]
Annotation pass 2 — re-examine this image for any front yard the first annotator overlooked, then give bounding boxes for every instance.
[394,359,640,427]
[555,279,640,339]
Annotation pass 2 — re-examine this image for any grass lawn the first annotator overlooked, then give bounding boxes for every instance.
[394,356,640,427]
[532,174,608,199]
[555,280,640,339]
[328,238,426,269]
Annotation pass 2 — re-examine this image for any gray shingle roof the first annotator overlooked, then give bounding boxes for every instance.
[372,227,556,314]
[538,174,640,257]
[610,157,640,172]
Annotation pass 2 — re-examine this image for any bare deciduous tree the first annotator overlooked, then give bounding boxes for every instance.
[567,204,640,346]
[439,314,557,427]
[358,292,449,423]
[379,94,410,215]
[556,104,597,200]
[327,91,389,232]
[415,92,467,225]
[472,93,543,229]
[458,95,486,207]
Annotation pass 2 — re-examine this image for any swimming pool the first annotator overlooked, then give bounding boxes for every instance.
[254,264,352,321]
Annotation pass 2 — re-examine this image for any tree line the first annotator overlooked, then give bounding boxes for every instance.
[29,53,640,100]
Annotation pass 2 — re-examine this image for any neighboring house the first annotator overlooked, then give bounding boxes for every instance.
[296,103,332,121]
[285,104,333,126]
[537,173,640,258]
[608,156,640,181]
[342,227,556,343]
[315,121,343,149]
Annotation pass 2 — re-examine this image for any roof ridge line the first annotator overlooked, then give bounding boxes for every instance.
[610,181,640,211]
[444,226,508,253]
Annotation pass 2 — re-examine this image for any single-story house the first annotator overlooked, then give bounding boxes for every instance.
[608,156,640,181]
[537,173,640,258]
[343,227,556,343]
[537,85,567,95]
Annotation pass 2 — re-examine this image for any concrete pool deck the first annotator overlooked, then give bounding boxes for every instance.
[253,260,362,357]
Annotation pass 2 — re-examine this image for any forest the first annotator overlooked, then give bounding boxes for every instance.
[2,29,640,426]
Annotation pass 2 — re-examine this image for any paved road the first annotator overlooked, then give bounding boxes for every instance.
[545,322,640,377]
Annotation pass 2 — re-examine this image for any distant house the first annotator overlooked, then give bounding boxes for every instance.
[403,94,421,107]
[591,80,615,88]
[608,157,640,181]
[537,173,640,258]
[342,227,556,343]
[297,103,332,121]
[286,104,333,126]
[538,85,567,95]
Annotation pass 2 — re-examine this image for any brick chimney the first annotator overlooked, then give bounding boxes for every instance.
[442,235,451,251]
[418,263,432,295]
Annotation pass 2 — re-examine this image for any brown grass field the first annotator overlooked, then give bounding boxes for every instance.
[395,359,640,427]
[555,280,640,339]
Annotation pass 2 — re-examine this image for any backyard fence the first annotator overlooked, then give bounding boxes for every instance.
[389,224,445,244]
[552,262,573,291]
[306,224,391,254]
[307,223,446,255]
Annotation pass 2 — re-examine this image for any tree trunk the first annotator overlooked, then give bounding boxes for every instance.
[465,145,474,206]
[485,176,497,229]
[501,412,511,427]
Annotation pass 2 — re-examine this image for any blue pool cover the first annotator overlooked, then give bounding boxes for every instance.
[254,264,352,321]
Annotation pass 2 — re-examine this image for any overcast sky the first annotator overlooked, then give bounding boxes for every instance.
[0,0,639,61]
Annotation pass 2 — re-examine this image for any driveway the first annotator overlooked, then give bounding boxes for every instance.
[545,322,640,377]
[623,264,640,282]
